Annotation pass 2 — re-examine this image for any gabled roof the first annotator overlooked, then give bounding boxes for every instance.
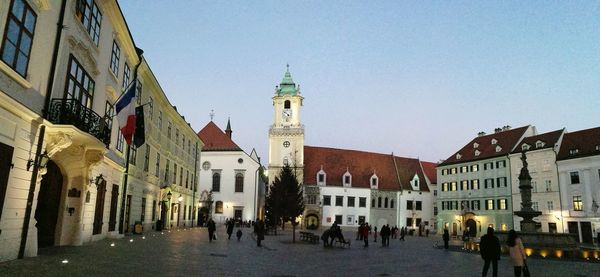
[512,129,564,154]
[420,161,438,185]
[197,121,242,151]
[303,146,430,192]
[557,127,600,161]
[440,126,531,166]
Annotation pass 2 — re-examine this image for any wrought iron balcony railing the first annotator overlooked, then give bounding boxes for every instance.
[47,98,111,146]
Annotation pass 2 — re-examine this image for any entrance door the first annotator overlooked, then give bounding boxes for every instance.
[0,143,14,223]
[35,161,63,248]
[568,221,579,242]
[234,208,243,222]
[452,223,457,236]
[108,185,118,231]
[581,222,593,244]
[124,195,132,233]
[466,219,477,237]
[92,179,107,235]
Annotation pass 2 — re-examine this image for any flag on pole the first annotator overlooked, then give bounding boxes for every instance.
[115,84,137,145]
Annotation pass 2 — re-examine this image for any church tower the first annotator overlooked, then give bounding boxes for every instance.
[268,65,304,184]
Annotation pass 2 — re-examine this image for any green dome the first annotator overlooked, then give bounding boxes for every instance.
[277,65,298,96]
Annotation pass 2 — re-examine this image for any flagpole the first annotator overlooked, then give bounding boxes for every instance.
[118,143,131,234]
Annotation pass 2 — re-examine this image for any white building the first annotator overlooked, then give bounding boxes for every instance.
[556,127,600,244]
[509,129,565,233]
[197,120,265,224]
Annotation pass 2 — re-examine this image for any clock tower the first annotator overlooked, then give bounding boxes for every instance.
[268,66,304,184]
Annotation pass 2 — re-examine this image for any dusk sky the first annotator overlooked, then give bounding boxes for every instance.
[119,1,599,163]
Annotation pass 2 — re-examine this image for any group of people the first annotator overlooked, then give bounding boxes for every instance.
[321,222,347,247]
[206,218,266,247]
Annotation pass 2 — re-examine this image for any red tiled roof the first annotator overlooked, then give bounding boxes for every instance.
[197,121,242,151]
[420,161,437,184]
[440,126,531,166]
[303,146,429,192]
[511,129,564,154]
[557,127,600,161]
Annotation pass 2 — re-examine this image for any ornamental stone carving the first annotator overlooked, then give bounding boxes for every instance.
[46,131,73,158]
[85,149,105,167]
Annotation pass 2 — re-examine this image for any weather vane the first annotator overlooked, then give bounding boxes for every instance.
[209,109,215,121]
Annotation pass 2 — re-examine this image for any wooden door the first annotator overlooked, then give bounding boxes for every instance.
[108,184,118,231]
[581,222,593,244]
[568,221,579,242]
[0,143,14,224]
[92,179,107,234]
[35,161,63,248]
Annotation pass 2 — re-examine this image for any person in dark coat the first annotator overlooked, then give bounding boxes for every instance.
[442,228,450,249]
[236,229,243,242]
[400,227,406,241]
[207,218,216,242]
[255,220,265,247]
[226,219,235,240]
[361,223,369,247]
[480,227,501,277]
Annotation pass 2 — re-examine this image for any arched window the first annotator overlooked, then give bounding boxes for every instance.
[384,197,388,208]
[215,201,223,213]
[371,199,375,208]
[378,197,382,208]
[390,199,395,209]
[284,100,291,109]
[235,173,244,192]
[212,172,221,192]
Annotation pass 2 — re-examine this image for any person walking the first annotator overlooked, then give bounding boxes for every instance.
[362,223,370,247]
[207,218,216,242]
[236,229,243,242]
[507,230,527,277]
[255,220,265,247]
[226,219,234,240]
[373,226,378,242]
[480,227,501,277]
[442,228,449,249]
[400,227,406,241]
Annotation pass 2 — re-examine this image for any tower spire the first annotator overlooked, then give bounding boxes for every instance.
[225,117,232,138]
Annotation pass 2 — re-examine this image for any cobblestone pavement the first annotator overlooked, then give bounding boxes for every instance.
[1,227,599,277]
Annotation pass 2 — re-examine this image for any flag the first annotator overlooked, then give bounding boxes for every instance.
[115,84,136,145]
[133,105,145,147]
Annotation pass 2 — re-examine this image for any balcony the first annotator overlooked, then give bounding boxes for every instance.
[47,98,111,146]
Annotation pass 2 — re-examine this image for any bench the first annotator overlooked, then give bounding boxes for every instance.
[299,231,319,244]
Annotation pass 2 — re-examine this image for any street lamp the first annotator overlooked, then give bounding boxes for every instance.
[26,151,50,171]
[178,194,183,203]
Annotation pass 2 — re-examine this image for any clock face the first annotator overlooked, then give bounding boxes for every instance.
[283,141,290,148]
[282,109,291,118]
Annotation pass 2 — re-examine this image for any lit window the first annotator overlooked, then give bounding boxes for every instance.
[471,179,479,190]
[486,199,494,210]
[573,196,583,211]
[499,199,507,210]
[536,141,545,148]
[569,149,579,156]
[471,164,479,172]
[215,201,223,213]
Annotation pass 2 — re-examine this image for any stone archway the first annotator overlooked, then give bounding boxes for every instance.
[35,160,64,248]
[466,219,477,237]
[305,214,319,230]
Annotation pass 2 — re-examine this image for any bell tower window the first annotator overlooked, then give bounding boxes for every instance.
[284,100,291,109]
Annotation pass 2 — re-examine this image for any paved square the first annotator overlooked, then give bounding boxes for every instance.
[1,227,599,276]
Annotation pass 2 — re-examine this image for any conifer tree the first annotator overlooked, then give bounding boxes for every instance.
[265,165,304,240]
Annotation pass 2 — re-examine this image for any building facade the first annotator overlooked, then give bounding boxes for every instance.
[509,129,565,233]
[556,127,600,244]
[197,120,265,224]
[437,126,536,237]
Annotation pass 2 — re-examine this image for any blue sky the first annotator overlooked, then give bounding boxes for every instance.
[119,1,600,162]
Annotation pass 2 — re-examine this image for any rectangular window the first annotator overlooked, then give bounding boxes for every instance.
[323,195,331,206]
[104,101,114,130]
[344,175,350,185]
[335,215,342,225]
[318,173,324,183]
[460,166,468,173]
[461,180,468,190]
[498,199,507,210]
[175,129,179,145]
[143,145,150,172]
[76,0,102,45]
[532,201,539,211]
[164,159,170,182]
[129,145,137,165]
[186,170,189,189]
[66,55,95,108]
[122,63,130,89]
[306,195,316,205]
[151,200,156,221]
[486,199,494,210]
[407,200,413,210]
[433,189,437,196]
[547,201,553,211]
[495,160,506,168]
[148,97,153,118]
[116,132,124,152]
[471,179,479,190]
[155,153,160,177]
[173,164,177,184]
[434,206,438,216]
[359,197,366,207]
[441,202,446,210]
[179,167,183,185]
[442,182,448,191]
[451,168,457,174]
[158,111,162,131]
[545,180,552,192]
[416,201,422,211]
[451,182,457,191]
[531,180,538,192]
[570,172,580,184]
[141,197,146,222]
[1,0,37,77]
[573,196,583,211]
[485,178,494,189]
[110,40,120,74]
[471,164,479,172]
[496,177,507,187]
[347,196,355,207]
[136,80,142,105]
[335,196,343,207]
[167,122,172,139]
[441,169,447,175]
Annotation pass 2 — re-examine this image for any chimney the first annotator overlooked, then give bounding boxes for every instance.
[477,131,486,137]
[225,117,232,139]
[494,128,502,133]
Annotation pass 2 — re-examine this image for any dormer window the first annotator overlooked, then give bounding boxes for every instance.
[495,145,502,152]
[370,174,379,189]
[536,141,545,148]
[343,171,352,187]
[491,138,498,145]
[456,153,462,160]
[474,150,481,156]
[569,149,579,156]
[473,142,479,149]
[521,144,530,151]
[317,168,326,186]
[411,174,420,190]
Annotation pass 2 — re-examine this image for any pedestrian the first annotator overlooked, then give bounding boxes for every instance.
[236,229,243,242]
[426,228,429,237]
[507,230,527,277]
[226,219,234,240]
[207,218,216,242]
[442,228,449,249]
[256,220,265,247]
[400,227,406,241]
[480,227,501,277]
[362,223,369,247]
[373,226,378,242]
